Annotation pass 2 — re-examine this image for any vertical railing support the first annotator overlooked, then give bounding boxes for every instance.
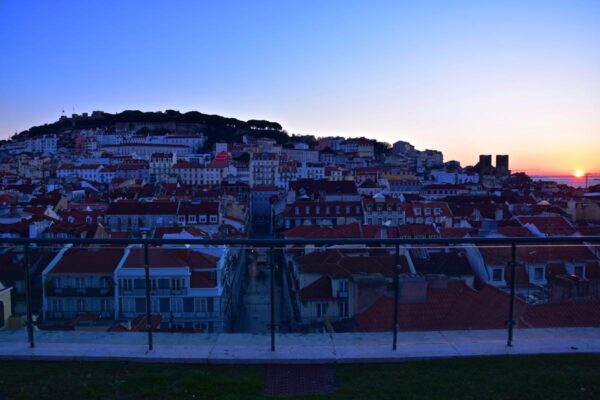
[270,246,276,352]
[23,243,35,348]
[144,242,153,351]
[393,244,400,350]
[507,241,517,347]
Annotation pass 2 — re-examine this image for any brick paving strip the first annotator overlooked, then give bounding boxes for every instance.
[264,364,336,396]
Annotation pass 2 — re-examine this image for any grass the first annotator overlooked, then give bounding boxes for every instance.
[0,355,598,399]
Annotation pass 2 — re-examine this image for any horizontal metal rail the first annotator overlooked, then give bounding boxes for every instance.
[1,236,600,246]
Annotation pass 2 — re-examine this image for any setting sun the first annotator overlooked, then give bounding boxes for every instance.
[574,170,585,178]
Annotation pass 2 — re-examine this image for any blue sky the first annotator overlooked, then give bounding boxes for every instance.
[1,1,599,173]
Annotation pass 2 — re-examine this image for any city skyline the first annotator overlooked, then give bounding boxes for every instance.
[1,1,599,175]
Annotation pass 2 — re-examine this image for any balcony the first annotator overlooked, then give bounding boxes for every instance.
[47,287,114,297]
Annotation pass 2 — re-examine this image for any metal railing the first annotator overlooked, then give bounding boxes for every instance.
[2,235,600,352]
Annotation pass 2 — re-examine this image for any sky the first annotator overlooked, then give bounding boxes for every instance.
[1,1,599,175]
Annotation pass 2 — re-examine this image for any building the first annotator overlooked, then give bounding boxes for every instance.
[362,194,405,226]
[478,155,493,175]
[0,282,12,329]
[115,247,228,332]
[105,201,179,233]
[28,135,58,154]
[42,246,124,320]
[280,200,363,229]
[496,155,510,176]
[150,152,176,183]
[56,164,102,182]
[404,202,452,226]
[249,152,279,187]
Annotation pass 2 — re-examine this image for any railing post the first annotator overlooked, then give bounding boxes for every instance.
[144,242,153,351]
[23,242,35,348]
[270,246,275,352]
[393,244,400,350]
[507,241,517,347]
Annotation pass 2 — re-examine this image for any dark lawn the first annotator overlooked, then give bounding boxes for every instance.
[0,354,598,400]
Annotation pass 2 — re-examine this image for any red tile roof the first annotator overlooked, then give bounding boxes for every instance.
[496,226,535,237]
[438,227,477,238]
[49,248,124,275]
[299,275,333,301]
[106,201,178,215]
[518,216,575,236]
[297,250,410,278]
[354,282,517,331]
[282,223,362,239]
[122,248,218,269]
[479,243,597,266]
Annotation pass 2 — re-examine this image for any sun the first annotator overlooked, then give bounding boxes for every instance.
[574,170,585,178]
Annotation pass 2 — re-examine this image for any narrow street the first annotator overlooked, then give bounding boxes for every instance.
[234,249,282,334]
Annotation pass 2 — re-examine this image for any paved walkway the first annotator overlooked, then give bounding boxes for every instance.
[0,328,598,363]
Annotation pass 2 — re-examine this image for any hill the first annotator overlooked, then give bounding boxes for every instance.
[15,109,288,149]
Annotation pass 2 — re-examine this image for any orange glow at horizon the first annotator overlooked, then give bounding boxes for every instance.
[574,170,585,178]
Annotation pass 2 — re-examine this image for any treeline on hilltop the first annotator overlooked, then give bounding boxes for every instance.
[13,109,393,153]
[14,109,288,147]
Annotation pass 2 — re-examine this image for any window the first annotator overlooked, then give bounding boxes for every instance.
[492,269,503,282]
[158,279,170,289]
[195,298,207,312]
[171,278,183,291]
[424,208,431,215]
[199,215,207,223]
[172,298,183,313]
[183,297,194,312]
[75,278,84,289]
[534,267,544,281]
[122,279,133,291]
[338,301,348,318]
[77,299,85,312]
[51,299,62,312]
[178,215,185,224]
[209,215,218,223]
[434,208,441,215]
[160,297,170,312]
[133,279,145,290]
[336,206,340,215]
[100,299,110,313]
[316,303,328,318]
[574,265,584,278]
[135,298,146,312]
[150,298,159,313]
[338,280,348,294]
[414,208,421,215]
[188,215,197,223]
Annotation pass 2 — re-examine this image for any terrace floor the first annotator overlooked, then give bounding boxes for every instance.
[0,327,598,363]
